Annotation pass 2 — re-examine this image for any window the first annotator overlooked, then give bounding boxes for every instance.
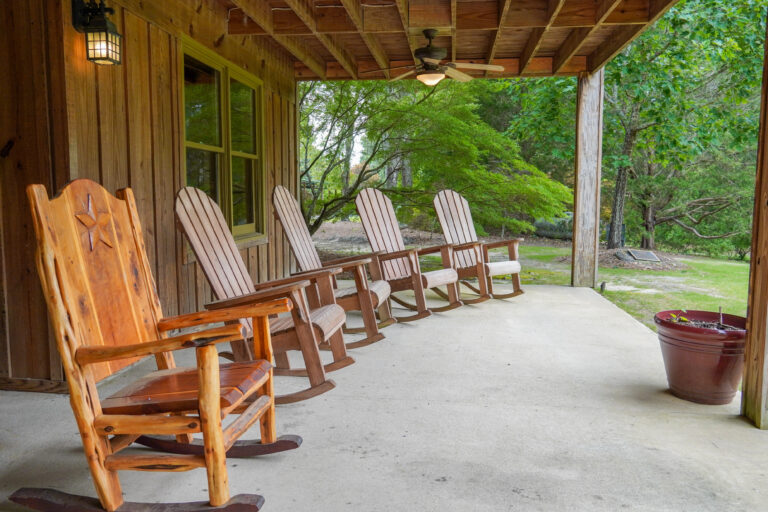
[182,42,264,240]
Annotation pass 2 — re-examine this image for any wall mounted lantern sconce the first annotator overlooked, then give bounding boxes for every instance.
[72,0,122,65]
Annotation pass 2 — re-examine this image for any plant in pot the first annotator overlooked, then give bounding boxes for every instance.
[654,308,746,405]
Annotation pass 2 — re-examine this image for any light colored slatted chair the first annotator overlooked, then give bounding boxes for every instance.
[15,179,299,512]
[272,185,395,349]
[434,189,523,300]
[175,187,354,405]
[355,188,462,321]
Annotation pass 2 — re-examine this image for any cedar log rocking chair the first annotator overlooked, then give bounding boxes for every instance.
[13,179,300,512]
[175,187,354,404]
[433,189,524,300]
[272,185,395,349]
[355,188,462,321]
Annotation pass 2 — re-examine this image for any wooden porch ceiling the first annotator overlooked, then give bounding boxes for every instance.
[222,0,679,81]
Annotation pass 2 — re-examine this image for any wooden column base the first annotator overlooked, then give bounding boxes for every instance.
[134,434,302,457]
[10,488,265,511]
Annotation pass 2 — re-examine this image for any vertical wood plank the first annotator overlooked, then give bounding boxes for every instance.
[123,11,157,276]
[96,8,128,192]
[0,0,58,380]
[743,20,768,429]
[149,26,179,316]
[571,69,604,288]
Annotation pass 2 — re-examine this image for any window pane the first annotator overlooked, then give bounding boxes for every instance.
[187,149,218,201]
[232,157,254,227]
[184,56,220,146]
[230,79,256,154]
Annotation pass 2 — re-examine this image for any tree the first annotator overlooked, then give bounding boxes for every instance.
[299,79,572,235]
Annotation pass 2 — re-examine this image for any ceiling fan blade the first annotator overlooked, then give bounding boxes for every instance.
[389,69,416,82]
[422,57,443,65]
[444,66,472,82]
[449,62,505,72]
[359,65,415,76]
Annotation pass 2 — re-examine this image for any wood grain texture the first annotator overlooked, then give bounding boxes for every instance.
[571,70,605,288]
[743,19,768,430]
[27,179,284,510]
[0,0,299,391]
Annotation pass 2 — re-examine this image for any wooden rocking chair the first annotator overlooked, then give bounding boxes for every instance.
[175,187,354,405]
[433,189,524,300]
[13,179,300,512]
[272,185,395,349]
[355,188,462,322]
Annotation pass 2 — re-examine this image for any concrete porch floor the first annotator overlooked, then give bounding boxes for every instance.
[1,284,766,511]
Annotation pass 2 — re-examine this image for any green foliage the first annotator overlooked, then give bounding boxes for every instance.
[299,79,572,234]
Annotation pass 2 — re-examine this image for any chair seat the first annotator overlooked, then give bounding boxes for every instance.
[334,279,391,306]
[485,260,522,277]
[101,360,271,415]
[421,268,459,289]
[270,304,346,340]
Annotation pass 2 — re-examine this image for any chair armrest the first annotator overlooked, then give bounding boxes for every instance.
[416,244,451,255]
[290,266,344,278]
[159,298,293,330]
[319,257,372,272]
[252,269,339,290]
[321,252,382,266]
[202,283,309,312]
[451,242,481,252]
[378,248,419,261]
[484,238,523,250]
[75,324,247,366]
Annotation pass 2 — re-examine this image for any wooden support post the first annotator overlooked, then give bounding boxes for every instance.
[571,69,604,288]
[742,20,768,429]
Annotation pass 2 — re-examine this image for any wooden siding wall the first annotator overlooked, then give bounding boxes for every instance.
[0,0,298,391]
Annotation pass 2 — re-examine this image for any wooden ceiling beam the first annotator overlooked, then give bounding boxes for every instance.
[588,0,678,72]
[295,56,589,80]
[282,0,359,79]
[484,0,514,74]
[520,0,567,75]
[229,0,327,79]
[339,0,391,78]
[552,0,624,73]
[394,0,419,64]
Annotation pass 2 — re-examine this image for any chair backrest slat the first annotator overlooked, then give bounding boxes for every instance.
[176,187,254,300]
[175,187,257,337]
[272,186,322,271]
[28,179,167,382]
[434,189,479,268]
[355,188,410,280]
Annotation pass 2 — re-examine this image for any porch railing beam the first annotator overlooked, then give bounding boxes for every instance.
[571,69,605,288]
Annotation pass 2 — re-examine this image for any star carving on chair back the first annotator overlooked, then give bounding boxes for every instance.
[75,194,114,251]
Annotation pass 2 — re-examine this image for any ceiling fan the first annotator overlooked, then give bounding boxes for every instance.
[361,29,505,86]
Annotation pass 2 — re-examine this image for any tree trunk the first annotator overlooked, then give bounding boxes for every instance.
[400,158,412,187]
[641,203,655,250]
[607,131,637,249]
[385,155,398,188]
[340,136,353,195]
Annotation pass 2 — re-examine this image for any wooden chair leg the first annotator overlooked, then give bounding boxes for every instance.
[511,272,523,294]
[254,317,277,445]
[197,344,230,507]
[273,351,291,370]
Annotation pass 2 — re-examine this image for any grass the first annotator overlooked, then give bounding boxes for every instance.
[515,245,749,329]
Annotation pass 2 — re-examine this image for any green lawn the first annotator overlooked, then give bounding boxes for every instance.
[515,245,749,329]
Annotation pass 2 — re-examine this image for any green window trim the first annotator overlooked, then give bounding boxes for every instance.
[181,38,267,244]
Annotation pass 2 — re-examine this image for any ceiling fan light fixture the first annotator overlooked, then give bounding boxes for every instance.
[416,71,445,86]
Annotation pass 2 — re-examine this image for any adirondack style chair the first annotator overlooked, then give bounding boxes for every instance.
[433,189,523,300]
[272,185,395,348]
[175,187,354,404]
[355,188,462,321]
[16,179,300,512]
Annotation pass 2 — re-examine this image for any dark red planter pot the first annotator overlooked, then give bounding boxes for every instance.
[654,310,746,405]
